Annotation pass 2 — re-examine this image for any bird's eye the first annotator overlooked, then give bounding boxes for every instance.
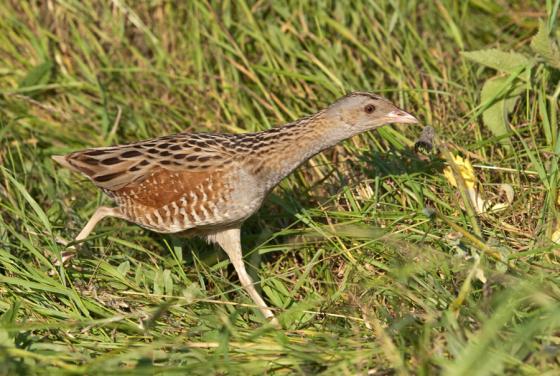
[364,104,376,114]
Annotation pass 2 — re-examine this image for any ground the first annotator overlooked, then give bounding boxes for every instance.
[0,1,559,375]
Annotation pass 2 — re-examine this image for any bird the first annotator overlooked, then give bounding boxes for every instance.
[52,92,418,323]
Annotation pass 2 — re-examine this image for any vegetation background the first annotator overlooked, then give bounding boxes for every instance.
[1,0,560,374]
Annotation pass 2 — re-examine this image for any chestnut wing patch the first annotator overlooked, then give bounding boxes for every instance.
[115,167,234,231]
[115,168,225,210]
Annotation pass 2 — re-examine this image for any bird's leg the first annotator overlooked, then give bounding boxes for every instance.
[56,206,121,265]
[210,228,277,324]
[75,206,121,242]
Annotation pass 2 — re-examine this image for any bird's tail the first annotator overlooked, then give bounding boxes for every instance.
[52,154,77,171]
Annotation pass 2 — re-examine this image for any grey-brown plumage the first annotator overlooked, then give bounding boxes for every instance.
[53,92,418,323]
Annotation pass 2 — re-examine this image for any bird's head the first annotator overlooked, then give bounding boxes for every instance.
[323,92,418,135]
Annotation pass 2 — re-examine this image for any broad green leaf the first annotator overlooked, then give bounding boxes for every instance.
[153,270,163,295]
[0,329,13,348]
[0,300,20,326]
[462,49,530,74]
[117,261,130,276]
[480,76,522,149]
[18,60,53,89]
[530,20,560,69]
[163,269,173,295]
[135,264,144,286]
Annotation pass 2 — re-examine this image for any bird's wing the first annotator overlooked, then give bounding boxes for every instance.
[53,132,237,191]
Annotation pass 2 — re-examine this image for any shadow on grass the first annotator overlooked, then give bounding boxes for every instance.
[358,146,445,180]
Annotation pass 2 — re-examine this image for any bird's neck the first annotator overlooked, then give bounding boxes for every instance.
[243,113,348,191]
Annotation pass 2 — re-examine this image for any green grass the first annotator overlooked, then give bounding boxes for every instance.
[1,0,560,374]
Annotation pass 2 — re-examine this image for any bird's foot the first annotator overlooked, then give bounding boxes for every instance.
[49,237,78,275]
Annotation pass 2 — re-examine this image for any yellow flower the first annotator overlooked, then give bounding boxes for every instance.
[553,218,560,244]
[443,154,476,189]
[553,229,560,244]
[444,153,514,214]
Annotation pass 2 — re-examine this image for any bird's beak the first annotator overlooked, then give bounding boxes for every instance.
[386,110,419,124]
